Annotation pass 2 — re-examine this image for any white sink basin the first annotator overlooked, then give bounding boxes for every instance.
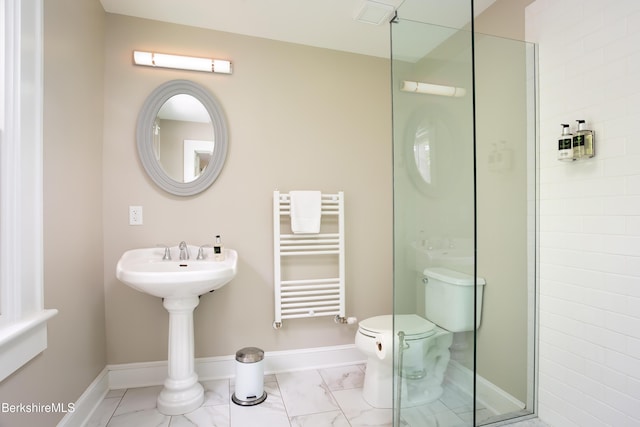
[115,244,238,416]
[116,245,237,298]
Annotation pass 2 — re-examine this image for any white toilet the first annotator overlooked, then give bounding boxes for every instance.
[355,267,486,408]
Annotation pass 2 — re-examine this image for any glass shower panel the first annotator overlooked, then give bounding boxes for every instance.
[391,17,476,427]
[473,33,537,425]
[391,7,538,427]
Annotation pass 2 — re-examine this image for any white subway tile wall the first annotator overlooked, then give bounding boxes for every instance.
[527,0,640,425]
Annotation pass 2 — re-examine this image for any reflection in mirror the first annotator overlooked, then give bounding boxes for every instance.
[405,106,455,198]
[155,94,214,183]
[184,140,214,182]
[413,120,434,184]
[137,80,228,197]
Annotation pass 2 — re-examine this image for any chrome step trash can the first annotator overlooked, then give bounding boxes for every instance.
[231,347,267,406]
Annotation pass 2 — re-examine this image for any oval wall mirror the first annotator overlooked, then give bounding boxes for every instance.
[404,105,454,198]
[136,80,228,196]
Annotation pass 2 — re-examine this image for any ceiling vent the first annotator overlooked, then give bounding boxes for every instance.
[354,0,396,25]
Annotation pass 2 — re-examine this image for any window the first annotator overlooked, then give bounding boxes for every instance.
[0,0,57,382]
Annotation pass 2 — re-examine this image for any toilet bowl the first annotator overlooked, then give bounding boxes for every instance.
[355,314,452,408]
[355,267,485,409]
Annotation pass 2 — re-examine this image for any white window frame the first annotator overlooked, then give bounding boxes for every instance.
[0,0,57,382]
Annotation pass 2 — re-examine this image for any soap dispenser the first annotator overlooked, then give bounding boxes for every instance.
[572,122,585,159]
[576,119,595,158]
[213,235,225,261]
[558,124,574,161]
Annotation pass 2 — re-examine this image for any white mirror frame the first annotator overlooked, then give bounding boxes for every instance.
[136,80,228,196]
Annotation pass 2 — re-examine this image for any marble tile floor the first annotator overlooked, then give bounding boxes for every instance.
[86,364,548,427]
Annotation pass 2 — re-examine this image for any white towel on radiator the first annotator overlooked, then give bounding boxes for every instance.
[290,191,321,234]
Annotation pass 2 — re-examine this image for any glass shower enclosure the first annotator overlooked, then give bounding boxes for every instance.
[391,1,537,425]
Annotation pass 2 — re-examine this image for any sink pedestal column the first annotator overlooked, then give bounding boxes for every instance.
[157,296,204,415]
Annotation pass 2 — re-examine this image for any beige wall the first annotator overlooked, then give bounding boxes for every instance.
[0,7,391,423]
[475,0,535,41]
[473,0,535,404]
[0,0,107,426]
[158,120,214,181]
[474,33,531,404]
[102,14,393,364]
[0,2,537,423]
[0,1,538,423]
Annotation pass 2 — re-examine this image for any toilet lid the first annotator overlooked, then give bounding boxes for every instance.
[359,314,435,338]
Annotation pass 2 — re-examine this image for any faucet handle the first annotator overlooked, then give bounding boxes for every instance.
[156,244,171,260]
[178,241,190,260]
[197,244,213,260]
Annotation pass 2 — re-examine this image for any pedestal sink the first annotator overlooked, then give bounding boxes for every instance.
[116,245,237,415]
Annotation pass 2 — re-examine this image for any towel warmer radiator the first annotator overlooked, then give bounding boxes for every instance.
[272,191,345,329]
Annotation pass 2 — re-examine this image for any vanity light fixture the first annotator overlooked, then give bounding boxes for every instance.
[133,51,233,74]
[401,80,466,97]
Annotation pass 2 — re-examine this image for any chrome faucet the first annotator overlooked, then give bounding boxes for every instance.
[157,244,171,260]
[197,244,212,260]
[179,241,190,260]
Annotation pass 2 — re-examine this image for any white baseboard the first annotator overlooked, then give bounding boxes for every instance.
[446,360,525,415]
[60,345,364,426]
[108,344,364,390]
[263,344,365,375]
[56,367,109,427]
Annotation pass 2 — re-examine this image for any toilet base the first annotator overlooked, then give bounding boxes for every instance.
[360,328,453,409]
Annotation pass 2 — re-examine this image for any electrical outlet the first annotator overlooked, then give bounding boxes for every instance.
[129,206,143,225]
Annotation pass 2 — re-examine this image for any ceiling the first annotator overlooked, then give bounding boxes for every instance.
[99,0,497,59]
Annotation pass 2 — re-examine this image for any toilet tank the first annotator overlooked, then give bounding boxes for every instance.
[422,267,486,332]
